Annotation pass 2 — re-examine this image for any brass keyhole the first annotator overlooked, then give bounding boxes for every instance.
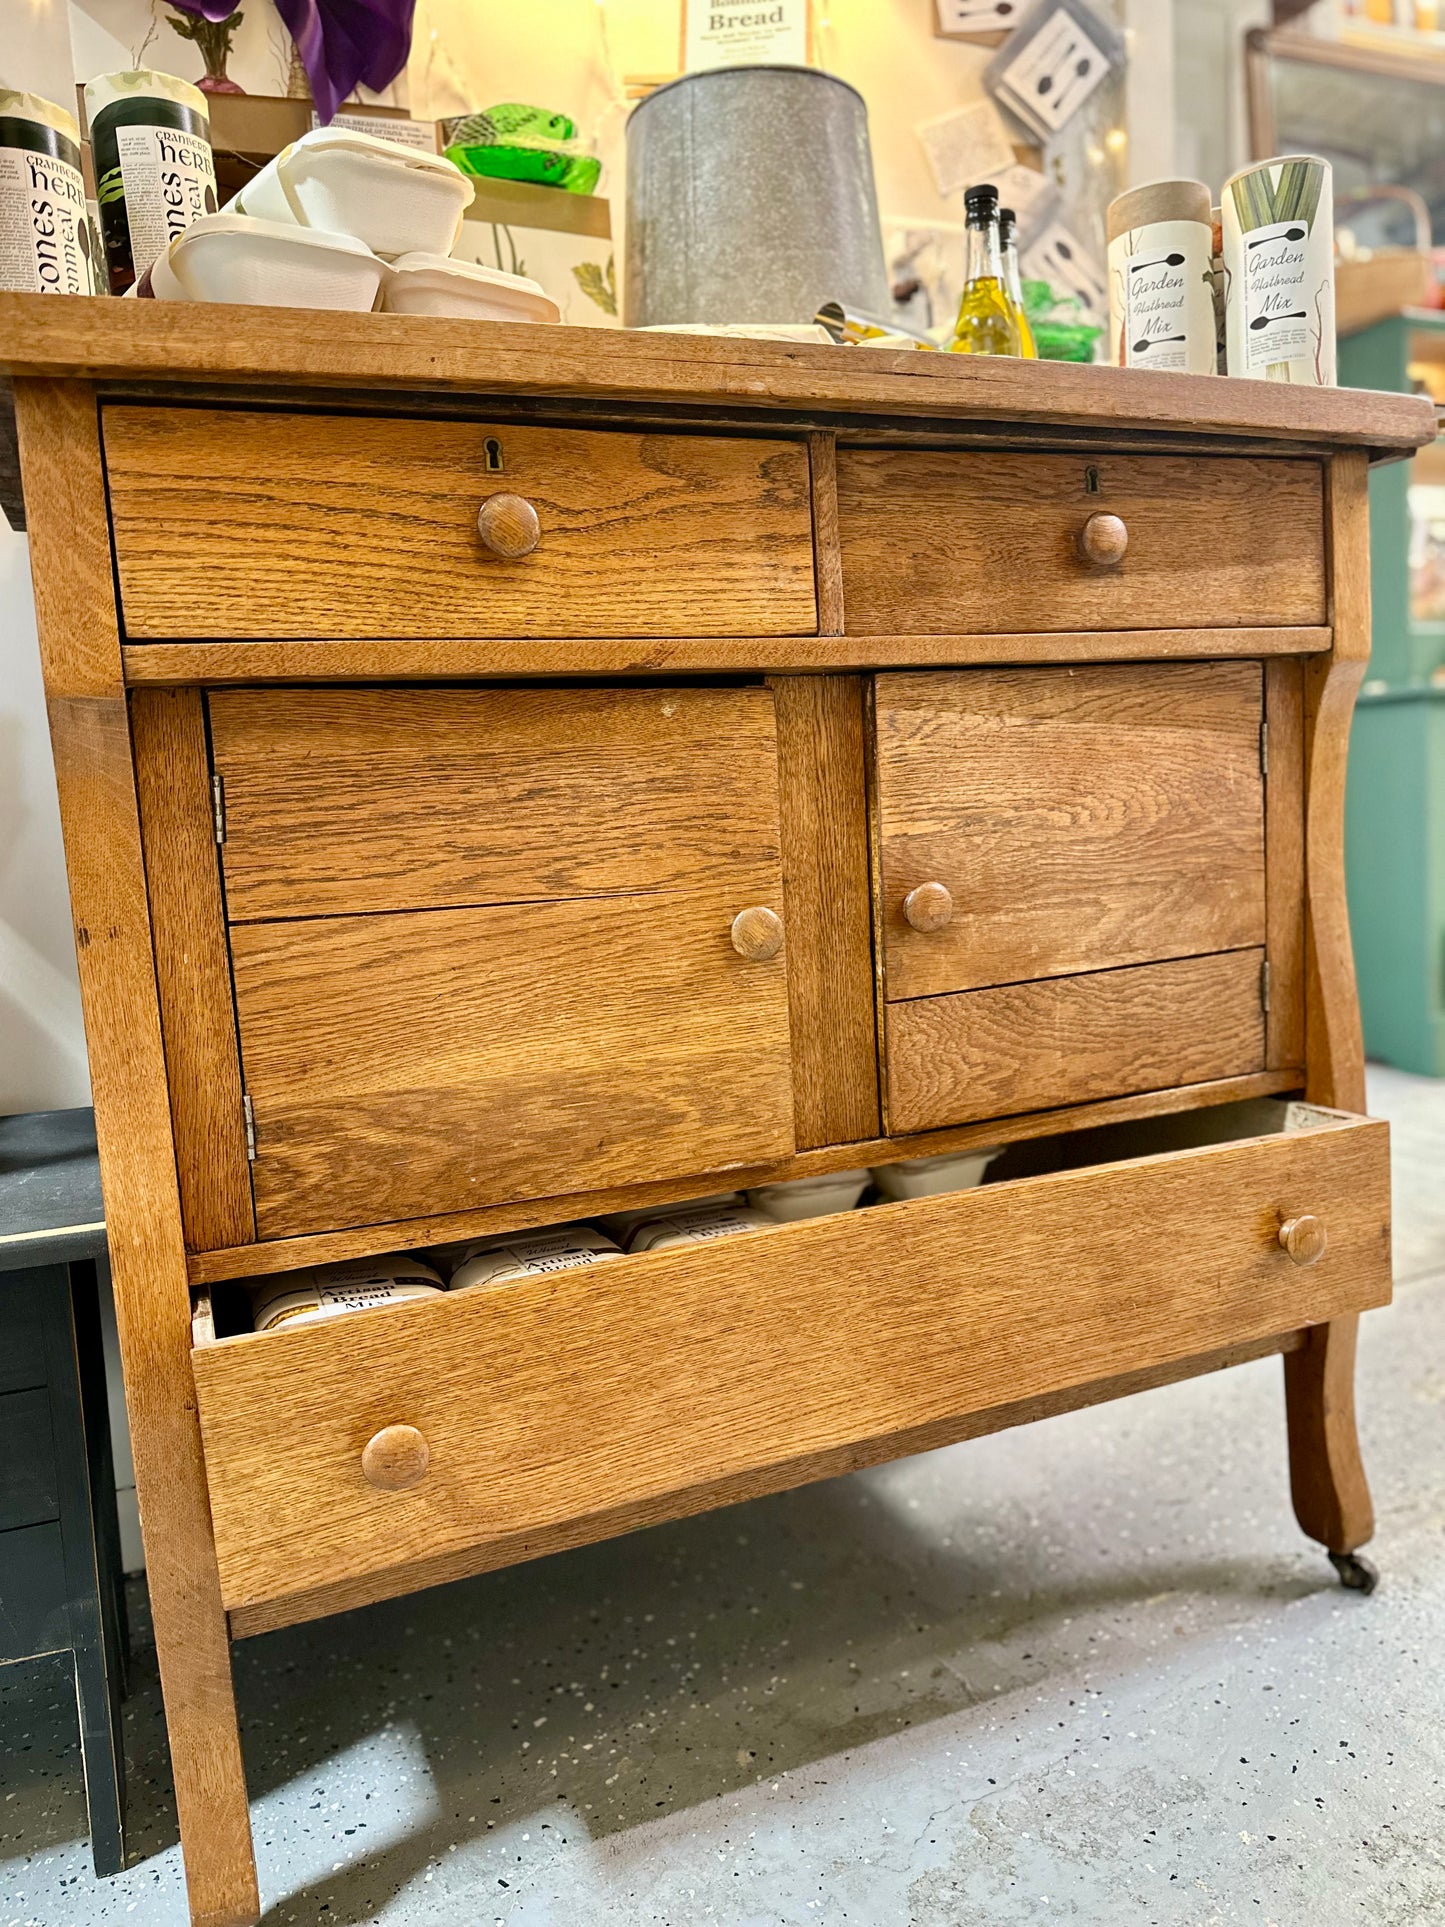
[484,437,504,473]
[1084,464,1101,494]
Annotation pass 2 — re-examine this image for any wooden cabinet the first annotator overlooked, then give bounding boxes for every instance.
[6,297,1431,1927]
[836,449,1326,634]
[104,408,818,640]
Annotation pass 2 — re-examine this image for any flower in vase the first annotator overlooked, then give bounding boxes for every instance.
[168,0,247,95]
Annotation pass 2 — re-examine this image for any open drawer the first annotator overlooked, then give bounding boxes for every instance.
[192,1099,1390,1624]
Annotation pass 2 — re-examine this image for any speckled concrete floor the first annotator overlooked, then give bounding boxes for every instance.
[4,1067,1443,1927]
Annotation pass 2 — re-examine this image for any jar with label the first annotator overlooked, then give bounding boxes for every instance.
[1221,155,1334,386]
[0,91,95,294]
[1106,178,1215,375]
[248,1255,445,1333]
[84,70,217,294]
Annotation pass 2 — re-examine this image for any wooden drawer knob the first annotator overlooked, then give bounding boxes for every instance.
[476,493,541,559]
[1078,512,1128,567]
[361,1424,430,1491]
[1279,1215,1328,1267]
[730,905,784,961]
[902,881,954,933]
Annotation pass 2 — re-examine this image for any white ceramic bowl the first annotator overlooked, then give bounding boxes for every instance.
[746,1169,871,1221]
[870,1148,1002,1201]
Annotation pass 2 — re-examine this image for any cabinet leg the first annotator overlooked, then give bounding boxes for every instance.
[1285,1315,1376,1583]
[145,1546,260,1926]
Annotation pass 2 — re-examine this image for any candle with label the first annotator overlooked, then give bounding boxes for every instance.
[1106,179,1215,375]
[84,70,217,295]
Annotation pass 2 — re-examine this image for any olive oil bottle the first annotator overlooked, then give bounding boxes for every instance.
[999,205,1037,358]
[949,183,1020,357]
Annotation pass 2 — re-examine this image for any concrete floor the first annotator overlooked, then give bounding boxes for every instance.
[4,1067,1443,1926]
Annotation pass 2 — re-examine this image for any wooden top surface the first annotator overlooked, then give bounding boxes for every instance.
[1,294,1435,452]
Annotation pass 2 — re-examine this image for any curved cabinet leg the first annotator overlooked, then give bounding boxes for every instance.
[1284,1315,1374,1556]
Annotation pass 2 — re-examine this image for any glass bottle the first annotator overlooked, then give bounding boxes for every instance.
[949,183,1020,357]
[998,206,1038,359]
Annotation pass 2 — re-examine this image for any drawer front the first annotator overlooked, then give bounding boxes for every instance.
[883,951,1265,1134]
[210,685,784,922]
[220,683,795,1237]
[837,450,1325,634]
[192,1106,1390,1616]
[104,408,817,641]
[0,1389,58,1532]
[873,664,1267,1000]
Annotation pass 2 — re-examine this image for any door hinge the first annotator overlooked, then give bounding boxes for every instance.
[1260,959,1272,1014]
[241,1093,256,1162]
[211,771,227,845]
[1259,720,1269,778]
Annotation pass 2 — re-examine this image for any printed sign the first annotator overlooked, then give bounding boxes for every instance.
[683,0,813,72]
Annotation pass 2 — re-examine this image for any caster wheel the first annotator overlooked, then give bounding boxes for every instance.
[1329,1550,1379,1595]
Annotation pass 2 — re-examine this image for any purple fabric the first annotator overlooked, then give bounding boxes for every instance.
[168,0,243,20]
[270,0,417,124]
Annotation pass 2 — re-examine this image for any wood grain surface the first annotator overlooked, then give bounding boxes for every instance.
[883,950,1266,1133]
[103,408,817,641]
[231,884,795,1240]
[192,1110,1390,1616]
[185,1069,1302,1287]
[1264,658,1307,1069]
[808,432,845,633]
[234,1327,1309,1638]
[120,626,1333,686]
[769,675,879,1146]
[837,449,1326,634]
[0,294,1432,453]
[14,380,259,1925]
[1286,449,1379,1558]
[209,684,781,923]
[872,664,1266,1000]
[131,689,256,1250]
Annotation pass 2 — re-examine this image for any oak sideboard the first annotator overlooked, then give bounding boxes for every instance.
[1,293,1433,1926]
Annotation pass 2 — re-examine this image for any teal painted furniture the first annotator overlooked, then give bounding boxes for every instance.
[1339,313,1445,1074]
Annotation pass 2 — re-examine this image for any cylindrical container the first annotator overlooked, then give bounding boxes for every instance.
[746,1170,871,1221]
[0,91,94,294]
[248,1255,444,1334]
[84,70,217,294]
[1221,155,1335,385]
[870,1148,1001,1202]
[449,1224,623,1291]
[624,65,889,328]
[1106,178,1215,374]
[624,1201,771,1254]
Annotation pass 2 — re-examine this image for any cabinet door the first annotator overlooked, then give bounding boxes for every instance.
[210,685,795,1239]
[871,663,1274,1132]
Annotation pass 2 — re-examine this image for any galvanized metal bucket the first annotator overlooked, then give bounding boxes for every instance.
[623,64,890,330]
